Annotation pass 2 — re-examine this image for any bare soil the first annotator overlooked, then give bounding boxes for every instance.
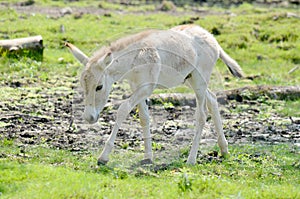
[1,79,299,158]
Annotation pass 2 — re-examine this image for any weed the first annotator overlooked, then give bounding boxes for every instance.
[121,142,129,149]
[163,102,175,110]
[113,168,128,180]
[0,138,14,147]
[178,172,193,192]
[0,122,11,128]
[152,142,163,151]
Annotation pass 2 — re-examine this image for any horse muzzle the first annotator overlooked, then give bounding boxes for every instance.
[83,106,99,124]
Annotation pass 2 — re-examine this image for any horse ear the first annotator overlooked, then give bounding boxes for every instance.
[103,52,113,66]
[65,42,89,65]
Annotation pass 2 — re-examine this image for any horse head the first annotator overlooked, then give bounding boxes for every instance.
[65,42,113,124]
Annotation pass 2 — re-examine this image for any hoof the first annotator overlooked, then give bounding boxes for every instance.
[186,153,197,165]
[221,152,230,159]
[140,159,153,165]
[186,158,196,165]
[97,159,108,166]
[186,161,196,165]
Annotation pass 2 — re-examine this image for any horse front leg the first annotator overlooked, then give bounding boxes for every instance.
[98,101,131,165]
[97,84,155,165]
[138,100,153,164]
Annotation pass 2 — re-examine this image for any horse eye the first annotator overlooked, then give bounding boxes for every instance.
[96,85,103,91]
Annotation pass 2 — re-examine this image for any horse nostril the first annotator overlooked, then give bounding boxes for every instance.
[89,115,95,122]
[83,107,99,124]
[83,114,96,123]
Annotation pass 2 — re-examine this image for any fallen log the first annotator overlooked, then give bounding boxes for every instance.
[149,85,300,107]
[217,85,300,104]
[0,35,43,61]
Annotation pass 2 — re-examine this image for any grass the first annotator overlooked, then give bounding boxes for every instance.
[279,100,300,117]
[0,2,299,198]
[0,141,299,198]
[1,3,299,112]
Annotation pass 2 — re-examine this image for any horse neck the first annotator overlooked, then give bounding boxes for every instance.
[105,51,132,82]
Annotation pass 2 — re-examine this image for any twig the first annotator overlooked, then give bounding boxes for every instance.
[288,66,299,74]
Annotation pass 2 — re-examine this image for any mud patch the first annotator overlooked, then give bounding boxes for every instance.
[0,80,299,159]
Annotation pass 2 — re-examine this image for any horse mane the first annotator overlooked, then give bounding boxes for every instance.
[89,29,159,64]
[109,29,158,52]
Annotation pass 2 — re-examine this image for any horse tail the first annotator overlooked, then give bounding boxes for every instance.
[219,47,244,78]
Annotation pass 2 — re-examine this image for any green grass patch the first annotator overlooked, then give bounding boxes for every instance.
[0,3,299,198]
[0,6,300,88]
[278,100,300,117]
[0,142,299,199]
[1,4,299,89]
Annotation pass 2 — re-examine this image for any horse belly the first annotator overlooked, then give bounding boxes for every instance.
[157,65,192,88]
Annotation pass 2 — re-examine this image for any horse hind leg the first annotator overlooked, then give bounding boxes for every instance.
[187,95,207,164]
[206,89,228,156]
[186,73,208,165]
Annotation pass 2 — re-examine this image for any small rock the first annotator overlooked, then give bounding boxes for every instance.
[0,153,7,158]
[58,57,64,63]
[174,130,191,141]
[229,12,237,17]
[257,55,264,60]
[74,12,83,19]
[217,95,228,105]
[290,117,300,124]
[59,25,65,33]
[19,0,35,6]
[60,7,72,16]
[103,13,112,17]
[158,0,176,12]
[200,139,217,145]
[294,143,300,148]
[286,12,300,19]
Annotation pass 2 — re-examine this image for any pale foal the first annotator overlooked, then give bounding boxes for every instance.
[66,24,244,165]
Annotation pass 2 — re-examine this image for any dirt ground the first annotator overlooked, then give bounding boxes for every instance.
[1,78,299,157]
